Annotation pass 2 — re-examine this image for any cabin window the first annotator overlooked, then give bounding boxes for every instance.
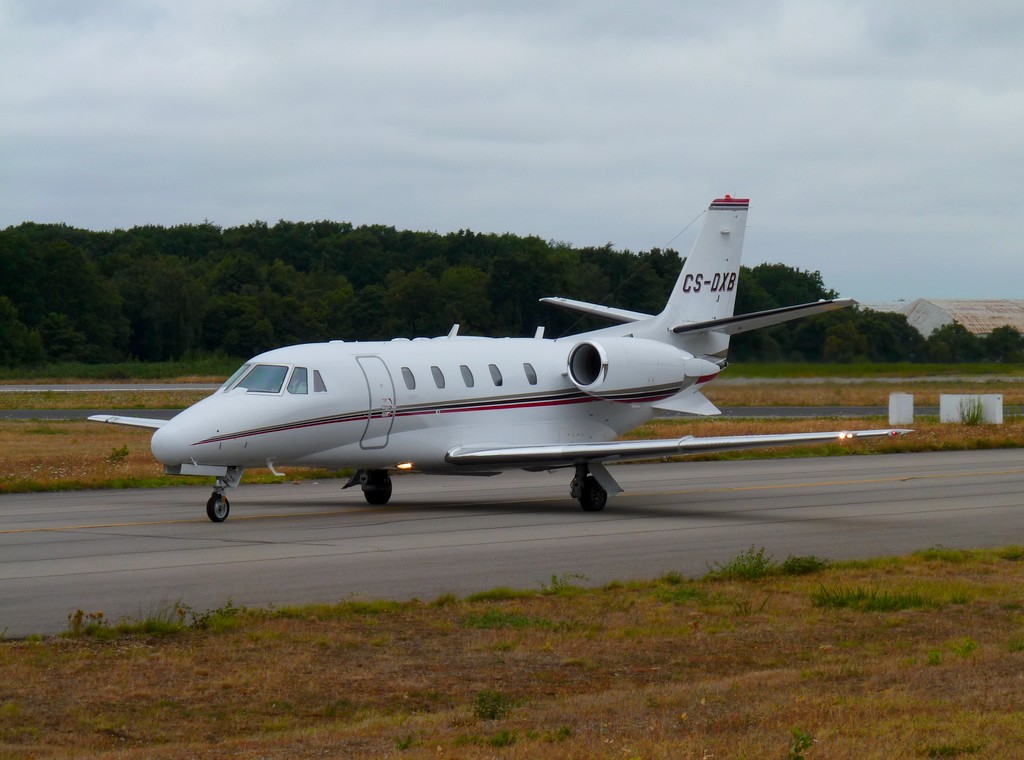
[221,363,251,391]
[488,364,503,386]
[237,364,288,394]
[286,367,309,394]
[523,363,538,385]
[431,366,446,389]
[460,365,474,387]
[401,367,416,390]
[313,369,328,393]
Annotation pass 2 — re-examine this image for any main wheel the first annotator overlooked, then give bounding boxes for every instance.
[206,492,230,522]
[579,477,607,512]
[363,471,393,505]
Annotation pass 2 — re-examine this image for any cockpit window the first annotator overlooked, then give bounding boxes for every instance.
[221,363,251,391]
[313,369,328,393]
[287,367,309,394]
[237,364,289,393]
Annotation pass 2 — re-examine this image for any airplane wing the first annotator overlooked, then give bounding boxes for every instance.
[539,297,653,324]
[672,298,855,335]
[447,428,909,469]
[88,414,169,430]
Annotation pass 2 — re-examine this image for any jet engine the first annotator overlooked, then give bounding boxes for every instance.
[566,337,720,401]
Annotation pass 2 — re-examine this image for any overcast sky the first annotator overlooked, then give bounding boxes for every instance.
[3,1,1022,302]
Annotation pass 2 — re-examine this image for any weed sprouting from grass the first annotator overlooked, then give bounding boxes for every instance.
[1008,633,1024,653]
[655,585,709,605]
[187,600,247,632]
[731,592,773,616]
[66,609,108,637]
[950,637,978,658]
[919,739,986,757]
[462,610,532,630]
[489,729,517,747]
[916,545,971,563]
[473,690,516,720]
[540,573,587,595]
[812,585,940,612]
[706,546,776,581]
[927,650,942,666]
[465,587,535,602]
[395,733,416,750]
[545,725,573,742]
[430,593,458,607]
[788,727,814,760]
[65,600,250,638]
[780,554,830,575]
[107,444,129,463]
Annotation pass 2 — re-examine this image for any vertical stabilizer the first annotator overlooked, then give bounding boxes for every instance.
[661,196,748,326]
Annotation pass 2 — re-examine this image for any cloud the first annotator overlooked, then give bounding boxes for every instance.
[2,0,1022,300]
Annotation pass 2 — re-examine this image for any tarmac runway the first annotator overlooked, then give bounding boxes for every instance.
[2,449,1023,637]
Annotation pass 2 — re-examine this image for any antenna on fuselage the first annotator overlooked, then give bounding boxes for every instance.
[447,324,460,338]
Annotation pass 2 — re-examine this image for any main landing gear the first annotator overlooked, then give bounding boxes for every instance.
[570,462,608,512]
[344,469,393,505]
[206,466,244,523]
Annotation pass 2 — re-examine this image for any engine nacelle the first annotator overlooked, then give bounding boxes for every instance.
[566,337,720,401]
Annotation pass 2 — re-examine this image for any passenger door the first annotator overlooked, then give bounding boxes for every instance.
[356,356,396,449]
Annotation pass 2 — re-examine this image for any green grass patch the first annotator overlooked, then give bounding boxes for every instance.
[811,585,942,612]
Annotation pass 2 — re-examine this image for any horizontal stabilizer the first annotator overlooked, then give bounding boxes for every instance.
[539,297,652,324]
[652,390,722,417]
[672,298,855,336]
[88,414,168,430]
[447,428,910,468]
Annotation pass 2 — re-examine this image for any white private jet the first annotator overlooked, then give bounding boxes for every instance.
[92,196,908,522]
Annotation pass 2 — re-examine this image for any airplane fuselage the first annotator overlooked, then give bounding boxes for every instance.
[151,334,709,474]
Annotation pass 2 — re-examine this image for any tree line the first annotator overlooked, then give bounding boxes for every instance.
[0,220,1020,367]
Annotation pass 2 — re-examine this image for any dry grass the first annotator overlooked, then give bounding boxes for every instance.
[2,550,1024,757]
[705,379,1024,407]
[0,422,319,492]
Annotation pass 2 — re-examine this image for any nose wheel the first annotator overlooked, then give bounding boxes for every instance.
[203,467,243,522]
[206,492,230,522]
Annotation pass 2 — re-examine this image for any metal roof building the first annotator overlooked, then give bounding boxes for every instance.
[864,299,1024,338]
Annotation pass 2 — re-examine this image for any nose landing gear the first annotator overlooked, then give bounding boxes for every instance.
[205,466,244,522]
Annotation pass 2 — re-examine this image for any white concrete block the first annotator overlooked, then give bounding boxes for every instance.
[889,393,915,425]
[939,394,1003,424]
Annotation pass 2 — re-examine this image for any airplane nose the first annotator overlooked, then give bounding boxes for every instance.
[151,421,189,465]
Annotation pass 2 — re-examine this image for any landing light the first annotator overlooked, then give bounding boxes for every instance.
[838,432,853,440]
[397,462,414,470]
